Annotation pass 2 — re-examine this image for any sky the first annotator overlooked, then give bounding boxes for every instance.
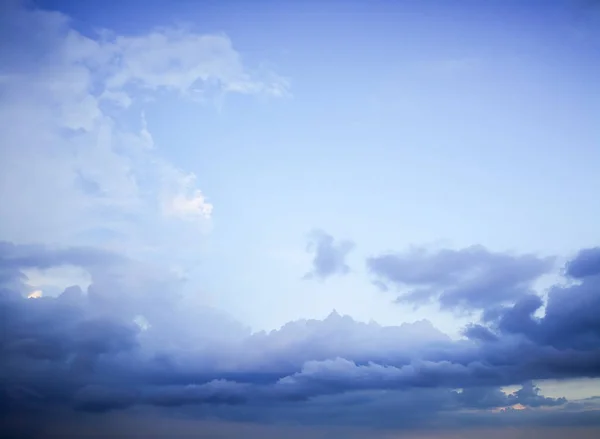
[1,0,600,438]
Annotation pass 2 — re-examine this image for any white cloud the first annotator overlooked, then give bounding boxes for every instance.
[105,29,288,98]
[0,1,287,250]
[167,189,214,220]
[161,170,213,221]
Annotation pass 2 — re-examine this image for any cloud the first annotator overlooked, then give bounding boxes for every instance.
[303,230,355,280]
[565,247,600,278]
[0,1,287,250]
[478,247,600,353]
[455,382,566,412]
[2,240,600,431]
[103,27,290,99]
[1,2,600,435]
[159,167,213,221]
[367,245,555,311]
[510,381,567,408]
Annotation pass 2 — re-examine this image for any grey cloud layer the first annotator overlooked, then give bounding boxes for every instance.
[367,245,555,311]
[2,241,600,430]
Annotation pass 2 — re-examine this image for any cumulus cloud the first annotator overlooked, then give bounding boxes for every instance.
[367,245,555,311]
[0,0,287,249]
[2,240,600,431]
[304,230,355,280]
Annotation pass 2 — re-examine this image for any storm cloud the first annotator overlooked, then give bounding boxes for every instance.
[2,240,600,431]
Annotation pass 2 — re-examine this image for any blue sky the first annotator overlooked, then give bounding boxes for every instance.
[1,0,600,438]
[27,0,600,334]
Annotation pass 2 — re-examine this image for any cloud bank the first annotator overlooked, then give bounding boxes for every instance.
[2,240,600,432]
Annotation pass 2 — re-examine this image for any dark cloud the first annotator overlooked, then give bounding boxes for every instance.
[2,240,600,433]
[475,247,600,354]
[457,382,565,410]
[367,245,554,311]
[73,385,140,413]
[456,386,513,409]
[462,324,498,342]
[565,247,600,279]
[510,381,567,408]
[142,380,250,407]
[304,230,354,280]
